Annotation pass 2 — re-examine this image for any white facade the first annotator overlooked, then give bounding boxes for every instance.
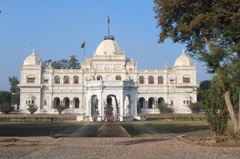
[18,35,198,120]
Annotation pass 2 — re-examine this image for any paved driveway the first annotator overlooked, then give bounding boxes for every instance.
[0,123,240,159]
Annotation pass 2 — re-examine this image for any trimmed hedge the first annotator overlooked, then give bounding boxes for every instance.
[0,117,58,122]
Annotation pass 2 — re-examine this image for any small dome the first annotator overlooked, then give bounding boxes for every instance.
[94,38,123,56]
[23,49,43,66]
[174,50,194,67]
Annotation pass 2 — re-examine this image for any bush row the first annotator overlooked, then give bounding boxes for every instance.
[172,116,206,121]
[0,117,58,122]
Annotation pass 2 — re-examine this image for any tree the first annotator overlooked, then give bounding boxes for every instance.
[55,104,66,114]
[68,55,79,69]
[27,104,38,114]
[0,102,14,114]
[154,0,240,133]
[0,91,11,104]
[201,77,229,136]
[8,76,20,106]
[43,55,79,69]
[198,80,211,101]
[8,76,19,93]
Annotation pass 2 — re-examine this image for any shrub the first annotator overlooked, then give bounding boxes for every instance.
[55,104,67,114]
[189,102,203,113]
[158,103,173,114]
[27,104,38,114]
[201,77,229,136]
[0,102,14,114]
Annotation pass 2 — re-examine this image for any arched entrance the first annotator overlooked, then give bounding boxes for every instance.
[53,97,60,108]
[91,95,99,116]
[73,97,80,108]
[148,97,155,108]
[139,97,145,108]
[105,95,119,121]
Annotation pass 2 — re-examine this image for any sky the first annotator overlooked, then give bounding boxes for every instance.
[0,0,212,91]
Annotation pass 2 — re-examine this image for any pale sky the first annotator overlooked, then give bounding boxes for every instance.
[0,0,212,91]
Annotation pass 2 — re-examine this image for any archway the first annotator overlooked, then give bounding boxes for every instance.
[53,97,60,108]
[148,97,155,108]
[158,97,164,111]
[139,97,145,108]
[105,95,119,121]
[73,97,80,108]
[91,95,99,116]
[63,97,70,108]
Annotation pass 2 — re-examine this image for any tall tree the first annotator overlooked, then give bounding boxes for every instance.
[0,91,11,104]
[154,0,240,133]
[8,76,19,93]
[43,55,79,69]
[67,55,79,69]
[8,76,20,106]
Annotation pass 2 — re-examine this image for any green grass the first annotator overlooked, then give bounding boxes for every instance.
[0,120,82,137]
[122,120,211,138]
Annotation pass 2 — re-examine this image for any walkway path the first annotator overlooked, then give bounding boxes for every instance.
[0,122,240,159]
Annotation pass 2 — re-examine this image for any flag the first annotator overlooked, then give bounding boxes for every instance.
[81,41,85,48]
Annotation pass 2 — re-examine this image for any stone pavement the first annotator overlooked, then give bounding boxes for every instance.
[0,123,240,159]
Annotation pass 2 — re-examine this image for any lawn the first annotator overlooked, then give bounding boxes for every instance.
[0,114,211,139]
[0,121,83,137]
[121,120,211,138]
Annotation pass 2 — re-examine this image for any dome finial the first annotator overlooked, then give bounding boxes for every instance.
[32,48,35,54]
[104,16,115,40]
[182,49,185,55]
[108,16,110,37]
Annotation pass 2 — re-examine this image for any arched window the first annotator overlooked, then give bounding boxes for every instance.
[139,76,144,84]
[54,76,60,84]
[115,75,121,80]
[64,76,70,84]
[158,76,163,84]
[44,100,47,106]
[63,97,70,108]
[97,75,103,80]
[148,76,154,84]
[73,76,79,84]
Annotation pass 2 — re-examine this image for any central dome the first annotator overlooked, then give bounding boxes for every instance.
[94,37,123,56]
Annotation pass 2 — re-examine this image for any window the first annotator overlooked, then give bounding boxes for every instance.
[158,76,163,84]
[54,76,60,84]
[148,76,154,84]
[73,76,79,84]
[44,79,49,84]
[97,75,103,80]
[27,78,35,83]
[183,77,190,83]
[64,76,70,84]
[171,100,174,106]
[44,100,47,105]
[139,76,144,84]
[170,78,174,84]
[115,75,121,80]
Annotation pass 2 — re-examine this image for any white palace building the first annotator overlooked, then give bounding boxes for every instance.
[18,35,197,121]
